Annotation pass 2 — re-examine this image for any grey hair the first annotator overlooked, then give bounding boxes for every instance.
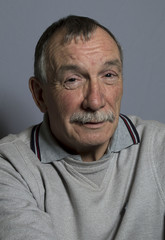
[34,15,123,83]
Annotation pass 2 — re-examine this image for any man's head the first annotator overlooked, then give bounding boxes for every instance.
[29,15,123,160]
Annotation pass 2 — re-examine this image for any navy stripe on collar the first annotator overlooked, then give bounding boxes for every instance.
[30,124,41,161]
[120,114,140,144]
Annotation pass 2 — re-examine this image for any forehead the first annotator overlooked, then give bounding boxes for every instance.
[47,27,121,70]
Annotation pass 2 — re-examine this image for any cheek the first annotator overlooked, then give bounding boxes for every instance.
[106,85,123,107]
[55,90,82,118]
[115,86,123,104]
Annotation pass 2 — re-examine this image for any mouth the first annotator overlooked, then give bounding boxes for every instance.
[81,121,107,129]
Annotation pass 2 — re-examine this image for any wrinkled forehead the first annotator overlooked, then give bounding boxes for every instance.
[44,28,122,81]
[48,27,121,61]
[46,27,95,61]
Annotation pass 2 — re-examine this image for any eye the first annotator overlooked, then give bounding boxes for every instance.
[63,75,85,89]
[67,78,76,83]
[105,73,114,78]
[103,71,118,84]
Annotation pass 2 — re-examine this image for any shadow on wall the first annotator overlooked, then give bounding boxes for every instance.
[0,92,42,139]
[0,117,10,139]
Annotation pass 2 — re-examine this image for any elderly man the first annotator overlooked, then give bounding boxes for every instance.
[0,15,165,240]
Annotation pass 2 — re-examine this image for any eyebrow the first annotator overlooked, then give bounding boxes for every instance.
[58,64,82,73]
[57,64,90,80]
[57,58,122,76]
[103,59,122,72]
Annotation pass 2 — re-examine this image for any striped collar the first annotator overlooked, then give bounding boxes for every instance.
[119,114,140,145]
[30,114,140,163]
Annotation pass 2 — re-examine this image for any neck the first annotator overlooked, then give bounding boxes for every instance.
[79,142,110,162]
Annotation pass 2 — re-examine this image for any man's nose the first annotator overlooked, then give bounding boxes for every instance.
[82,81,105,111]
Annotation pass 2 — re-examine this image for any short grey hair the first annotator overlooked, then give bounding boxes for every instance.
[34,15,123,83]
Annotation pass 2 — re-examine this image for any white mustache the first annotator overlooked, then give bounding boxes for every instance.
[70,110,115,124]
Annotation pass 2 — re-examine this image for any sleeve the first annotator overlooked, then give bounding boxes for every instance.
[0,153,56,240]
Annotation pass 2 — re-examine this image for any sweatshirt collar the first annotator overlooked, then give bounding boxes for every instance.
[31,114,140,163]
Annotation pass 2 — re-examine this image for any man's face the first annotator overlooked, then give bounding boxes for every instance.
[42,28,123,154]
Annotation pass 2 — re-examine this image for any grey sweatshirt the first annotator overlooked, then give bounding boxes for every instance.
[0,115,165,240]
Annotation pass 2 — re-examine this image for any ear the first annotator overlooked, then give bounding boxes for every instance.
[29,77,47,113]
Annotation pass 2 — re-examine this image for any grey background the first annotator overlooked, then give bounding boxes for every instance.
[0,0,165,138]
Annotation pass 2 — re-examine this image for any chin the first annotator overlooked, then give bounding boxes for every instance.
[77,134,111,148]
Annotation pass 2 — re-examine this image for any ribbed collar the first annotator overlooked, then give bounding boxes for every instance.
[30,114,140,163]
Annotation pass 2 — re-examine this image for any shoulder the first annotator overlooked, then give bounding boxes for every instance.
[0,127,32,149]
[0,125,43,185]
[128,115,165,139]
[129,115,165,129]
[0,127,34,166]
[128,115,165,157]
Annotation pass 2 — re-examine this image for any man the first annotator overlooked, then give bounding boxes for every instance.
[0,15,164,240]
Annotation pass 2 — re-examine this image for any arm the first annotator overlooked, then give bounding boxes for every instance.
[0,153,56,240]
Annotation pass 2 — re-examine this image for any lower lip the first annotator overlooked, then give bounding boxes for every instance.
[82,122,106,129]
